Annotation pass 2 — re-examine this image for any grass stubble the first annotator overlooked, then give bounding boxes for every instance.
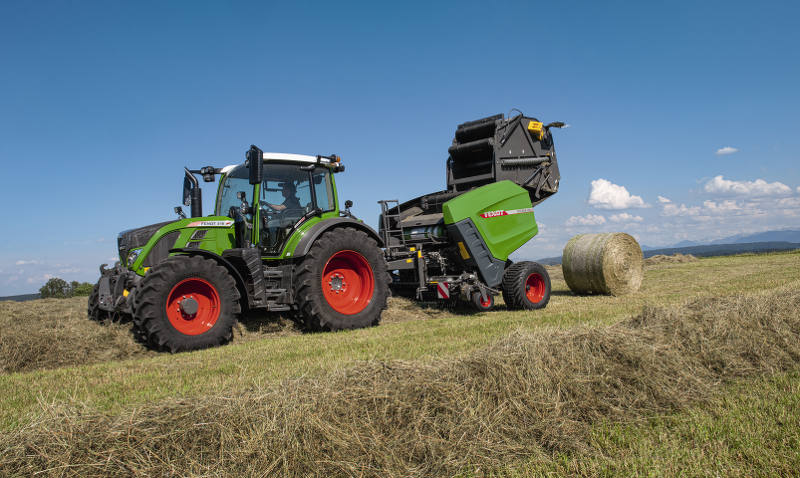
[0,252,799,476]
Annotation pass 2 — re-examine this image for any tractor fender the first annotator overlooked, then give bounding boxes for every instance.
[168,248,249,304]
[293,217,384,259]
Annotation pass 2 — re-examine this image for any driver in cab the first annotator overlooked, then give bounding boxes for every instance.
[265,182,300,212]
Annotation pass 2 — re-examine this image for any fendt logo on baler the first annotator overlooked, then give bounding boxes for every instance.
[479,208,534,219]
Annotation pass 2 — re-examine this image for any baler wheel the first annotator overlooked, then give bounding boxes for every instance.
[87,282,110,322]
[471,291,495,312]
[294,227,390,331]
[502,261,551,310]
[133,255,240,352]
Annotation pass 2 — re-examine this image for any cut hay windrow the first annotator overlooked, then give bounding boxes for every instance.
[562,232,644,296]
[2,285,799,477]
[644,253,700,266]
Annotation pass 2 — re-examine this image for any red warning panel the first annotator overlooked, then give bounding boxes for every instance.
[437,282,450,299]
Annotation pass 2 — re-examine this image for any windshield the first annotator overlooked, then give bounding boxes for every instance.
[215,165,255,218]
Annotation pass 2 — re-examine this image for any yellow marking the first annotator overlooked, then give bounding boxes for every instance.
[528,120,544,140]
[406,259,413,263]
[143,267,150,273]
[417,250,422,258]
[123,289,129,297]
[409,247,416,252]
[457,241,470,260]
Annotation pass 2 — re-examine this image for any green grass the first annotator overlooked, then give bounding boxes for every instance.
[503,371,800,477]
[1,251,798,428]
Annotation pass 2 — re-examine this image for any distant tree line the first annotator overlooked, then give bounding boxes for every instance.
[39,278,93,299]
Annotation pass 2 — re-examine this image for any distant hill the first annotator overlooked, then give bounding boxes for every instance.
[651,228,800,249]
[0,293,41,302]
[730,230,800,244]
[536,241,800,266]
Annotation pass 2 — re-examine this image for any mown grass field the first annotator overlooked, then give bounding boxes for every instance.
[1,251,799,476]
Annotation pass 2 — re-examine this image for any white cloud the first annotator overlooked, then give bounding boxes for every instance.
[587,179,651,210]
[702,199,741,213]
[661,202,701,216]
[657,196,672,203]
[566,214,607,226]
[96,238,110,243]
[715,147,738,156]
[702,175,793,198]
[15,260,43,265]
[610,213,643,222]
[57,268,81,274]
[26,274,54,284]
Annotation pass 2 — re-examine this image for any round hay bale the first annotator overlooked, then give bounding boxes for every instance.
[562,233,643,296]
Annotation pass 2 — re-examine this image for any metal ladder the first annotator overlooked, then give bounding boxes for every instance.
[377,200,407,258]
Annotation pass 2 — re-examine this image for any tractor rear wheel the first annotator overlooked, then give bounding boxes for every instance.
[87,282,110,322]
[133,255,240,352]
[294,227,390,331]
[502,261,551,310]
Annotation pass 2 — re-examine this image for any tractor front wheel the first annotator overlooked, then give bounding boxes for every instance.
[502,261,551,310]
[133,255,240,352]
[294,227,390,331]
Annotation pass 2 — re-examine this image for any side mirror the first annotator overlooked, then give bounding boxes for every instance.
[345,200,353,209]
[183,168,202,217]
[237,191,252,216]
[246,145,263,185]
[182,176,192,207]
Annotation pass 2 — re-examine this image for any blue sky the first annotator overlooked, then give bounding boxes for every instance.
[1,1,798,295]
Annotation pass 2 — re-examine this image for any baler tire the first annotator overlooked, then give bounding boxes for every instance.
[294,227,390,332]
[133,255,240,353]
[471,291,495,312]
[502,261,551,310]
[87,282,110,322]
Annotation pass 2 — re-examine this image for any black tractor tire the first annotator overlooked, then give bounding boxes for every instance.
[502,261,551,310]
[133,255,241,353]
[294,227,390,332]
[471,291,495,312]
[87,282,110,322]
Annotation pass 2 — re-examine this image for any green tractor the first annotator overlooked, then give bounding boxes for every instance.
[89,147,390,352]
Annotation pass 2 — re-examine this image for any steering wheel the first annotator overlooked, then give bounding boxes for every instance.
[260,203,279,226]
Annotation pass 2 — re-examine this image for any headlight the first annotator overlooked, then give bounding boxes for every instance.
[127,248,143,268]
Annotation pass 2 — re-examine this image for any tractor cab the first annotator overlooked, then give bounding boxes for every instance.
[212,150,340,256]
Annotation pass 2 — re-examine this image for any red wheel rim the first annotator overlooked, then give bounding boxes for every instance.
[525,273,546,303]
[166,278,220,335]
[322,250,374,315]
[478,294,492,308]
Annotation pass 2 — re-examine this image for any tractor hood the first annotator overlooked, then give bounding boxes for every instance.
[117,220,178,264]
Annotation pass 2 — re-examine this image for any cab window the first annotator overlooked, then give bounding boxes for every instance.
[312,169,336,212]
[216,165,254,219]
